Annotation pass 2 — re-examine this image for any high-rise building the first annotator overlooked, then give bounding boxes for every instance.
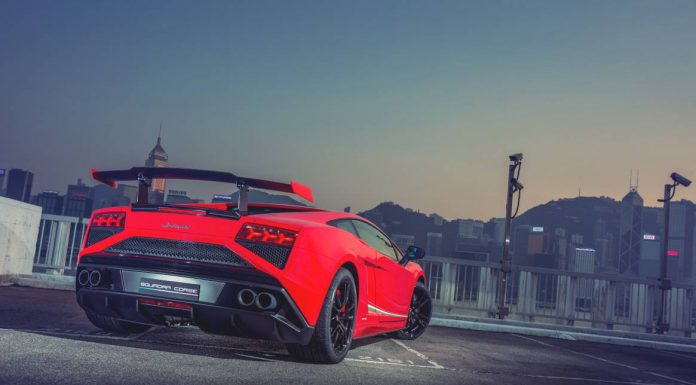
[639,234,660,278]
[391,234,415,252]
[426,232,443,256]
[166,190,202,204]
[618,187,643,275]
[513,225,531,260]
[32,191,64,215]
[0,168,5,195]
[456,220,484,251]
[572,247,596,310]
[145,132,168,204]
[91,184,137,210]
[63,179,92,218]
[212,194,234,203]
[492,219,506,244]
[6,169,33,202]
[666,200,695,279]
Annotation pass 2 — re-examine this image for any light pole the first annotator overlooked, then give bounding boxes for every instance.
[656,172,691,334]
[497,153,524,319]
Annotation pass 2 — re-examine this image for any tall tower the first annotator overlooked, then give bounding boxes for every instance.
[145,126,168,203]
[617,172,643,275]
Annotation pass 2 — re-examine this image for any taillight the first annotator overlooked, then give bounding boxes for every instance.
[84,211,126,248]
[236,224,297,247]
[91,212,126,228]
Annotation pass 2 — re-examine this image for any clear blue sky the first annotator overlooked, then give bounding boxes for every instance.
[1,1,696,219]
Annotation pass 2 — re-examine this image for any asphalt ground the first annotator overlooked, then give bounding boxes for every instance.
[1,286,696,385]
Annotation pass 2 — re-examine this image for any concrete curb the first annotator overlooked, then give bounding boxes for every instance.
[431,317,696,354]
[8,274,74,292]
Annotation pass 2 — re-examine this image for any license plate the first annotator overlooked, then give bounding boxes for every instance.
[138,278,200,301]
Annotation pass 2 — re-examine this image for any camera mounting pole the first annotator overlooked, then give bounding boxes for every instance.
[497,153,524,319]
[656,172,691,334]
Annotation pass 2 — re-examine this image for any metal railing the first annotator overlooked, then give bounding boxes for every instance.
[28,214,696,337]
[419,257,696,337]
[33,214,88,276]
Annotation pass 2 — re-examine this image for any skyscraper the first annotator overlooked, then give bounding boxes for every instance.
[63,179,92,218]
[0,168,5,195]
[33,191,64,215]
[145,130,168,204]
[618,186,643,275]
[666,200,695,279]
[6,168,34,202]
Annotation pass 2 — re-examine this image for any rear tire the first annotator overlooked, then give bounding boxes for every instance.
[286,268,357,364]
[388,282,432,340]
[84,310,152,334]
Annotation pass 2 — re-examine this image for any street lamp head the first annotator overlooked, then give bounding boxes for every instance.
[509,153,523,162]
[671,172,692,187]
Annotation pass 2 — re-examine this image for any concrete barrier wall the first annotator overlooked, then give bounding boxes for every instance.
[0,196,42,280]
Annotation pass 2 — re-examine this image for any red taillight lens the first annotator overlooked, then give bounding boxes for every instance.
[236,224,297,247]
[91,212,126,228]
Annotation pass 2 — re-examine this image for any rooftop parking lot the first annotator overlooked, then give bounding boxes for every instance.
[1,286,695,385]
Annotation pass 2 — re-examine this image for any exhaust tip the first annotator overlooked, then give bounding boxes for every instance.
[78,270,90,286]
[88,270,102,287]
[255,292,277,310]
[237,289,257,307]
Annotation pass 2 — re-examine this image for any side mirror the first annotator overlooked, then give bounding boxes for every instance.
[404,245,425,262]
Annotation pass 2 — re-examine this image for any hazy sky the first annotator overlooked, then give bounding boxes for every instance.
[2,1,696,220]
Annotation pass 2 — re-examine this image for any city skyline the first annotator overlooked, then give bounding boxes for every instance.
[2,1,696,219]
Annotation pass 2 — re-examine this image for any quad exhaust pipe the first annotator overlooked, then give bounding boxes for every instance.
[238,289,257,307]
[78,270,90,286]
[78,269,106,287]
[237,288,277,310]
[255,292,278,311]
[89,270,102,287]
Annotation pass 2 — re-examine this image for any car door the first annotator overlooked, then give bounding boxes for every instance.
[351,220,412,324]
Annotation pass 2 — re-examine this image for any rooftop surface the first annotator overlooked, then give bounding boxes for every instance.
[1,286,695,385]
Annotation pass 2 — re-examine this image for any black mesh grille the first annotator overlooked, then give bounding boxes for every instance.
[238,241,291,269]
[106,237,250,267]
[86,228,121,247]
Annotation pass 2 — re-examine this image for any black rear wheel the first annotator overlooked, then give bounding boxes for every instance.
[286,268,356,364]
[84,310,152,334]
[389,282,432,340]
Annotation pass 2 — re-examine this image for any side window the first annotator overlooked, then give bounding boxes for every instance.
[351,220,399,262]
[329,219,359,237]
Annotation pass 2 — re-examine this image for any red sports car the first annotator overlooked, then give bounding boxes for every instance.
[76,167,432,363]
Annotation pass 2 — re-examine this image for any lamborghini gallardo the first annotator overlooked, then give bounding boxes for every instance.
[76,167,432,363]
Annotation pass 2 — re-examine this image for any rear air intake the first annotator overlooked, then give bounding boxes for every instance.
[106,237,251,267]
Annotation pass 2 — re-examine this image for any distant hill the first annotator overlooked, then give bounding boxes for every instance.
[358,195,665,255]
[227,190,306,206]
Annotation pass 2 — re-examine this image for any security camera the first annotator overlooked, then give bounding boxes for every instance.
[509,153,523,162]
[671,172,692,187]
[511,178,524,191]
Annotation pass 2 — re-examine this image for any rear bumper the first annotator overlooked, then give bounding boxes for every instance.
[76,261,314,344]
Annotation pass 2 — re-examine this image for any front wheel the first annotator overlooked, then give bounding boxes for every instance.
[286,268,357,364]
[389,282,432,340]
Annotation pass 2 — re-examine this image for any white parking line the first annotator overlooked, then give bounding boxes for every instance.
[344,358,444,369]
[523,374,667,385]
[390,338,444,369]
[648,372,695,385]
[660,350,696,361]
[512,334,696,385]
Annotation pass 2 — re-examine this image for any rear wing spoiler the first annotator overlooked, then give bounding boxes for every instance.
[90,167,314,214]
